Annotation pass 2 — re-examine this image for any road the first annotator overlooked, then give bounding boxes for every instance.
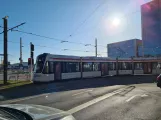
[1,77,161,120]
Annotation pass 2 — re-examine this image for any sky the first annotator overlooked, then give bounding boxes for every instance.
[0,0,151,63]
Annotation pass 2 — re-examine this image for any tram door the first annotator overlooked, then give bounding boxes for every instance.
[55,62,61,80]
[143,62,152,74]
[101,63,108,76]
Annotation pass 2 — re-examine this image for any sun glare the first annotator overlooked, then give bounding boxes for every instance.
[112,18,120,26]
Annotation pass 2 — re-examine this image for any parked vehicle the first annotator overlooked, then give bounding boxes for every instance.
[156,74,161,87]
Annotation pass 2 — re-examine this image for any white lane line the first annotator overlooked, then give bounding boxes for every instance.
[126,95,137,102]
[126,94,148,102]
[141,94,148,97]
[67,87,127,114]
[72,90,93,96]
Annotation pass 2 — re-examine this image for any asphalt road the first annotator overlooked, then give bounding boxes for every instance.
[1,77,161,120]
[73,83,161,120]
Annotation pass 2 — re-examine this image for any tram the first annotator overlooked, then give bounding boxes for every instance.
[32,53,161,82]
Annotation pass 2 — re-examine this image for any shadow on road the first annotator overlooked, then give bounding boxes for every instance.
[53,75,155,92]
[118,86,136,96]
[0,75,156,102]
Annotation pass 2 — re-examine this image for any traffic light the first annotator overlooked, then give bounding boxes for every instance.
[31,43,34,51]
[30,43,34,57]
[29,43,34,66]
[28,58,34,65]
[31,51,34,58]
[28,58,31,65]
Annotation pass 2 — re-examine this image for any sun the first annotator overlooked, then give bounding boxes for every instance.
[112,18,120,26]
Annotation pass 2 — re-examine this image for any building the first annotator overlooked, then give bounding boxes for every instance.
[0,61,11,70]
[141,0,161,57]
[11,62,28,70]
[107,39,143,58]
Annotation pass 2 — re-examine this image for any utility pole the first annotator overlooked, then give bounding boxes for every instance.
[95,38,97,57]
[3,16,8,84]
[30,42,34,81]
[107,44,108,57]
[20,37,23,65]
[30,42,32,81]
[1,17,25,84]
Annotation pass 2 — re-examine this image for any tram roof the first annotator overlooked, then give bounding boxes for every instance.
[41,53,161,61]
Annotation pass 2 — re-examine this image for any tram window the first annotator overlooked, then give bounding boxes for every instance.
[76,63,80,72]
[108,62,116,70]
[62,62,80,73]
[43,61,49,74]
[152,63,157,69]
[118,63,122,70]
[66,63,72,72]
[119,62,132,70]
[42,61,54,74]
[83,62,93,72]
[67,62,80,72]
[154,63,161,69]
[93,63,100,71]
[157,63,161,69]
[49,61,54,73]
[35,57,44,73]
[135,63,143,70]
[127,63,132,70]
[61,62,66,73]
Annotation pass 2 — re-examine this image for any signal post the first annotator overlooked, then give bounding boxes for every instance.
[28,42,34,81]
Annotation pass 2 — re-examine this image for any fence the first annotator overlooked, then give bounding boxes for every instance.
[0,73,30,81]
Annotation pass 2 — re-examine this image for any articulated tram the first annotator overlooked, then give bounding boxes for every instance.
[32,53,161,82]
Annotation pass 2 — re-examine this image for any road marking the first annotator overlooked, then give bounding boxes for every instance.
[67,87,127,114]
[126,95,137,102]
[141,94,148,97]
[126,94,148,102]
[72,90,93,96]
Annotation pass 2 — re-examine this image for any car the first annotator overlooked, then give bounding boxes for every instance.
[0,104,76,120]
[156,74,161,87]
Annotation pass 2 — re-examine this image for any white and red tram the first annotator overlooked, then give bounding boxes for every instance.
[32,53,161,82]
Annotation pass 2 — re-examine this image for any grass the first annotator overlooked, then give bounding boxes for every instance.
[0,80,32,90]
